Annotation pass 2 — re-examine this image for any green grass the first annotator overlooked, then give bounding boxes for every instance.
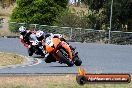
[0,83,131,88]
[0,75,131,88]
[0,52,25,67]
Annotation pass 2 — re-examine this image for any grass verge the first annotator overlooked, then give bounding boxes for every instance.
[0,75,131,88]
[0,52,25,67]
[0,29,19,37]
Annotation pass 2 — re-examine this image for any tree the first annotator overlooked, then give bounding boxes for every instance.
[82,0,132,31]
[11,0,68,25]
[81,0,106,12]
[54,0,68,8]
[104,0,132,31]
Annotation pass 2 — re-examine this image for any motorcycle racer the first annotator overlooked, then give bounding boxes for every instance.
[36,31,75,51]
[19,26,45,56]
[19,26,39,47]
[35,30,76,63]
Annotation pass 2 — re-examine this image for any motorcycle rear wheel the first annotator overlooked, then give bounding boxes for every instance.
[57,49,74,67]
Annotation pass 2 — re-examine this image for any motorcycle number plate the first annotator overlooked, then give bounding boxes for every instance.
[46,38,53,47]
[31,41,38,45]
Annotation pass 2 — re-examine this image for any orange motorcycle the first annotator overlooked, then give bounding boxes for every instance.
[43,37,82,67]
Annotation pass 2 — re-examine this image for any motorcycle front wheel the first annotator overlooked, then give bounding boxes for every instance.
[74,56,82,66]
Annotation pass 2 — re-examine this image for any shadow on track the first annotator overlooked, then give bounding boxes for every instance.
[33,56,44,58]
[49,65,70,68]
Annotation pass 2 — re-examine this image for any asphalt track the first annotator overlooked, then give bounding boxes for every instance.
[0,38,132,74]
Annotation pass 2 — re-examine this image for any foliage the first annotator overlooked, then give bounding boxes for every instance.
[101,0,132,31]
[82,0,132,31]
[56,7,89,28]
[54,0,68,8]
[11,0,68,25]
[81,0,106,12]
[59,14,89,28]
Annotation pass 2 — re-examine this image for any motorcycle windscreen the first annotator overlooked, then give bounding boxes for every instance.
[45,38,61,53]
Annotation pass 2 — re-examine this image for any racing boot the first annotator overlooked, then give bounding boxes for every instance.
[39,44,46,56]
[39,42,46,56]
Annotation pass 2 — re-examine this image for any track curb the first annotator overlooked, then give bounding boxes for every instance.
[0,36,19,38]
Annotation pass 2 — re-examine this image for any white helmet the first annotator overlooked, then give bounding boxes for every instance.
[36,30,44,38]
[19,26,26,33]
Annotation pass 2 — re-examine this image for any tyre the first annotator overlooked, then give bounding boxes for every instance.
[45,57,51,63]
[45,54,56,63]
[57,50,74,67]
[76,76,87,85]
[28,48,33,56]
[74,56,82,66]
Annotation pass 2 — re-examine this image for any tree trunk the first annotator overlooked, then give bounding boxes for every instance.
[74,0,77,6]
[128,19,132,32]
[77,0,81,6]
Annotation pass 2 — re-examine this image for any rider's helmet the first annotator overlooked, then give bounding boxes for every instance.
[36,30,45,41]
[19,26,27,35]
